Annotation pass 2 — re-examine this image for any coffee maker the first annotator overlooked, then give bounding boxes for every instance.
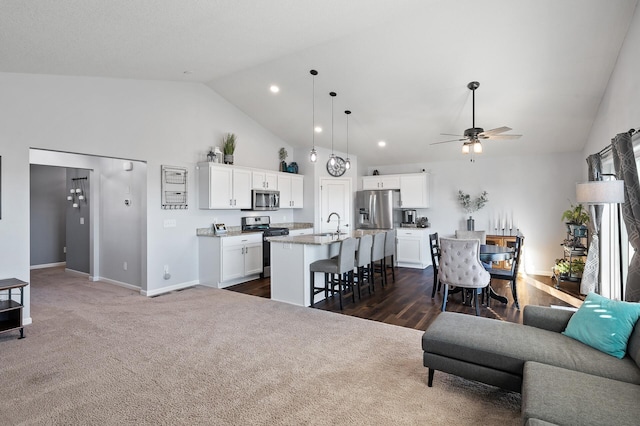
[402,209,417,226]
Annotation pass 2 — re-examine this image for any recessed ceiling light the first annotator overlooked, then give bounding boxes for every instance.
[378,141,386,147]
[270,85,280,93]
[314,126,322,133]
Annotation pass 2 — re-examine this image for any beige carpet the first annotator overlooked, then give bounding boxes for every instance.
[0,268,520,425]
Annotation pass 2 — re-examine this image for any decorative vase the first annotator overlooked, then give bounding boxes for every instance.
[467,216,475,231]
[224,154,234,165]
[280,161,287,172]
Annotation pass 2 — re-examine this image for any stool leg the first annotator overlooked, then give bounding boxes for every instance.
[310,271,315,307]
[391,254,395,282]
[338,274,343,310]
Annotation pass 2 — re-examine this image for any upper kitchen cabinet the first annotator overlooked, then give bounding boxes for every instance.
[252,169,278,190]
[362,175,401,190]
[277,173,304,208]
[198,163,252,209]
[399,174,430,208]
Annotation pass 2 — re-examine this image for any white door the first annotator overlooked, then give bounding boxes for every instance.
[396,236,422,264]
[232,168,252,209]
[290,175,304,208]
[244,242,264,276]
[319,178,352,233]
[277,174,292,207]
[209,166,233,209]
[222,244,245,281]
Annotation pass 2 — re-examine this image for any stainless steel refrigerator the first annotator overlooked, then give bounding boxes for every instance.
[356,189,401,229]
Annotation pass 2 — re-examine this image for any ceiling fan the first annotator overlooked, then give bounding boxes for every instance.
[431,81,521,154]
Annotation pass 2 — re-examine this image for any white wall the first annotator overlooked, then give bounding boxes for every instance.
[1,72,295,321]
[583,4,640,159]
[366,151,584,275]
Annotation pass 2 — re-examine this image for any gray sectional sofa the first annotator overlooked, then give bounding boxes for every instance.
[422,305,640,426]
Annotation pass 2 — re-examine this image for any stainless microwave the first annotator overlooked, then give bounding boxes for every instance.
[251,189,280,211]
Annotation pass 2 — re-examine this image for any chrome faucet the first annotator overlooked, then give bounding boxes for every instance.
[327,212,341,235]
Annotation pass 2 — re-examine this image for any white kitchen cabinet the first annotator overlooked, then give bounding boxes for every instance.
[198,163,252,209]
[396,228,431,269]
[362,175,401,190]
[399,174,430,208]
[278,173,304,208]
[199,233,263,288]
[252,170,278,190]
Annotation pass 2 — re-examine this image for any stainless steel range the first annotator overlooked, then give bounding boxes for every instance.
[241,216,289,278]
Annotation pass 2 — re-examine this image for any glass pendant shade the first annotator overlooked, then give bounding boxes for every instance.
[461,144,470,154]
[329,153,336,166]
[473,141,483,153]
[309,148,317,163]
[345,158,351,169]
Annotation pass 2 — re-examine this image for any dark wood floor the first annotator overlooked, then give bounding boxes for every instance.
[227,266,570,331]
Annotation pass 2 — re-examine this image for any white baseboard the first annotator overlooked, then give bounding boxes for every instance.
[65,268,90,277]
[142,280,200,297]
[30,262,66,270]
[96,277,140,291]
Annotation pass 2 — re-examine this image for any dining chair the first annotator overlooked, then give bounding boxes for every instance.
[384,229,396,283]
[429,232,442,297]
[455,230,487,244]
[486,236,524,309]
[370,232,387,290]
[309,237,358,310]
[354,234,373,298]
[439,238,491,316]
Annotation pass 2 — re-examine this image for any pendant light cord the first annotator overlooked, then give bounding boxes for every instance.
[330,92,336,156]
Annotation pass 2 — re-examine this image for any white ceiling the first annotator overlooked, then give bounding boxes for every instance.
[2,0,638,166]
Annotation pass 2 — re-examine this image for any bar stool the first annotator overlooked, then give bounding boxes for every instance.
[354,234,373,298]
[384,229,396,283]
[309,238,358,310]
[370,232,386,290]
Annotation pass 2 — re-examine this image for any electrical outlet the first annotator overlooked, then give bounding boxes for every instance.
[123,261,128,271]
[80,217,84,225]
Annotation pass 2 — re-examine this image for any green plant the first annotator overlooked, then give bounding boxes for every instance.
[279,147,288,162]
[561,203,589,225]
[222,133,236,155]
[554,258,585,276]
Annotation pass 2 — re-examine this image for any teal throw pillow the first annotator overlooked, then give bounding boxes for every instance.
[562,292,640,359]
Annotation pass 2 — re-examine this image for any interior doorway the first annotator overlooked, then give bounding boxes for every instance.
[319,178,352,234]
[29,148,147,290]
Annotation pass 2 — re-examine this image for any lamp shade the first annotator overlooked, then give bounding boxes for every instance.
[576,180,624,204]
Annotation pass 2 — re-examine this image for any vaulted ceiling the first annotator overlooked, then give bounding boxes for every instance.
[2,0,637,166]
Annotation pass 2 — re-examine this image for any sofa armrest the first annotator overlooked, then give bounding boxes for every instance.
[523,305,574,333]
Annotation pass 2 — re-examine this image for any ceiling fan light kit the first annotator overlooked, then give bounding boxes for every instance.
[433,81,522,159]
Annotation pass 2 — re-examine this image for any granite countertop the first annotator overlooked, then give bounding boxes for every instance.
[267,229,387,246]
[196,222,314,238]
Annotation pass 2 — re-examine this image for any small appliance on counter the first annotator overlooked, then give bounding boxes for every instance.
[416,217,430,228]
[402,209,417,226]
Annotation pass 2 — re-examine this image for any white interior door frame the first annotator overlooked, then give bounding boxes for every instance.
[318,178,353,234]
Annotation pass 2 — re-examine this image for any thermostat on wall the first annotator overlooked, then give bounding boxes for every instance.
[213,223,227,235]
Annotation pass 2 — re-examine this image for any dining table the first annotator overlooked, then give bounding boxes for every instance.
[480,244,515,305]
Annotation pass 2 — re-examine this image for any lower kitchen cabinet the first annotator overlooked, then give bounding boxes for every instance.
[396,228,431,269]
[199,233,263,288]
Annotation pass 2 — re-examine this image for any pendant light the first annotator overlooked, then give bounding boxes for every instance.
[309,69,318,163]
[329,91,337,166]
[344,110,351,170]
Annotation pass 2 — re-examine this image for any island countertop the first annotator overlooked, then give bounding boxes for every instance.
[268,229,386,246]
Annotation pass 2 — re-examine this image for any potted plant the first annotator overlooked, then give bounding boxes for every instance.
[561,203,589,237]
[554,258,585,279]
[222,133,236,164]
[279,147,288,172]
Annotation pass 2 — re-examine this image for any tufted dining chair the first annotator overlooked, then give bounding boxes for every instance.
[455,230,486,244]
[438,238,491,316]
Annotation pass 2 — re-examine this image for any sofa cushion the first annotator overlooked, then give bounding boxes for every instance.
[522,361,640,426]
[628,321,640,369]
[422,312,640,385]
[562,292,640,359]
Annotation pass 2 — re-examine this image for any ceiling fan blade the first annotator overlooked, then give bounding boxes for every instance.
[430,138,466,145]
[480,126,512,136]
[483,134,522,140]
[440,133,464,137]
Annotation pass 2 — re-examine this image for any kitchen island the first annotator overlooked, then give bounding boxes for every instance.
[268,229,386,307]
